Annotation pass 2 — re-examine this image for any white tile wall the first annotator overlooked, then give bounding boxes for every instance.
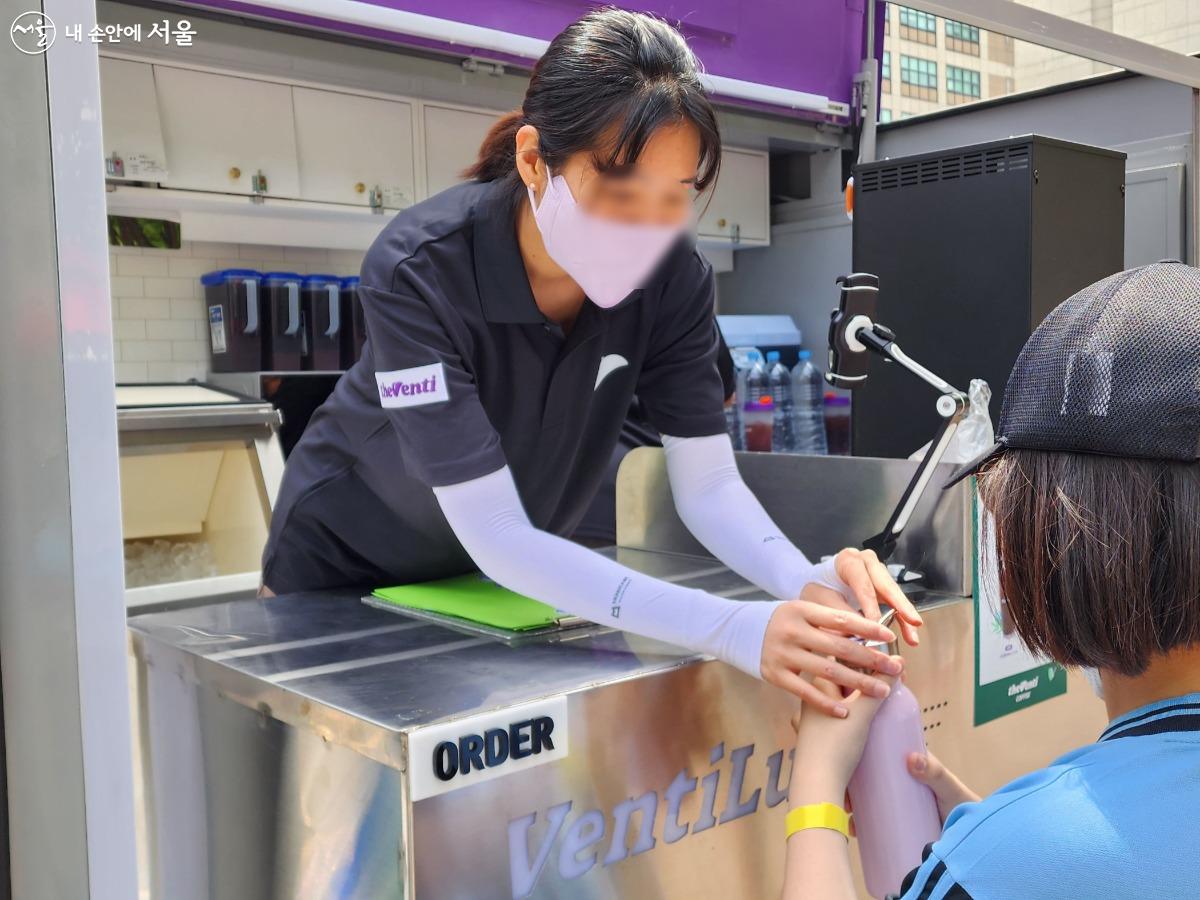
[109,240,364,383]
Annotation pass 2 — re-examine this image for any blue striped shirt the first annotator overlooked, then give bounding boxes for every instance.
[896,691,1200,899]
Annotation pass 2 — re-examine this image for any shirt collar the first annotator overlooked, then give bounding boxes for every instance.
[471,180,547,325]
[1099,690,1200,741]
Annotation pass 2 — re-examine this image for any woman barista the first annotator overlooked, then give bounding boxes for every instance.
[260,8,922,714]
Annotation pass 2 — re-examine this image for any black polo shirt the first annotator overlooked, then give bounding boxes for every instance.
[261,178,727,592]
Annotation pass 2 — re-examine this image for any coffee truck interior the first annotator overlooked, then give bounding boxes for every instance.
[5,1,1200,897]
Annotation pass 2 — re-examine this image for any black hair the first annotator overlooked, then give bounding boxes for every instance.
[465,7,721,207]
[978,449,1200,677]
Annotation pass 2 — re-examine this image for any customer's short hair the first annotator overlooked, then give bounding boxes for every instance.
[976,449,1200,676]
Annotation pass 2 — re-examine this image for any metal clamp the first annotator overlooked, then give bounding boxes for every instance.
[863,608,900,655]
[849,320,969,563]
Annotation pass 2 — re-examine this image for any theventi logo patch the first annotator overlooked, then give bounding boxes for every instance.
[376,362,449,408]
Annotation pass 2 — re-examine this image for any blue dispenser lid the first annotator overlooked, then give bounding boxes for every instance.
[261,270,302,283]
[200,268,261,286]
[302,273,342,285]
[340,276,361,287]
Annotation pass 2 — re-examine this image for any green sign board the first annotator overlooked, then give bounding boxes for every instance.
[972,484,1066,725]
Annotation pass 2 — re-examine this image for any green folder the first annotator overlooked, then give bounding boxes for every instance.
[372,573,561,632]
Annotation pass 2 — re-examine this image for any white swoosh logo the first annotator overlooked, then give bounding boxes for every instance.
[594,354,629,390]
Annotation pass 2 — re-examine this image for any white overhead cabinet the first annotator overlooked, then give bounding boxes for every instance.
[697,147,770,246]
[99,60,771,253]
[423,104,501,197]
[98,57,168,181]
[293,86,416,209]
[153,65,300,199]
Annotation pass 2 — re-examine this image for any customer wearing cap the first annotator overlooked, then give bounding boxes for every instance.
[780,261,1200,899]
[260,9,923,712]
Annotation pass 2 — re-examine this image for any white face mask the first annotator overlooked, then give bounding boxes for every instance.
[1081,666,1105,699]
[527,172,688,309]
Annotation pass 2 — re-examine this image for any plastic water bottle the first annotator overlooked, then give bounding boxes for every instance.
[766,351,794,452]
[725,395,744,450]
[744,352,770,406]
[847,678,943,899]
[729,347,762,451]
[732,347,760,406]
[790,351,828,455]
[742,395,775,452]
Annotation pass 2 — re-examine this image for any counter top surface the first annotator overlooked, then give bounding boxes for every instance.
[128,545,956,736]
[127,547,777,733]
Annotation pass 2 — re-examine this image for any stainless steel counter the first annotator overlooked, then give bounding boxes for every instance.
[129,452,1105,899]
[130,544,962,900]
[130,547,780,753]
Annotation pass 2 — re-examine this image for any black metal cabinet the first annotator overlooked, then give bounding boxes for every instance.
[851,135,1126,458]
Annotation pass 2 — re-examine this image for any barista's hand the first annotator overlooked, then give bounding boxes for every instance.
[760,601,904,715]
[801,548,923,647]
[906,750,980,822]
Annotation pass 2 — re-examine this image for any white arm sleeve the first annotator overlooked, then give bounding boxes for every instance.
[662,432,849,603]
[432,465,780,678]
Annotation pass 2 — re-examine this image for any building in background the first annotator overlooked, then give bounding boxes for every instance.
[881,1,1200,121]
[879,4,1015,121]
[1014,1,1200,89]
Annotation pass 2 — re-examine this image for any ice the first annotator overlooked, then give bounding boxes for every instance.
[124,538,218,587]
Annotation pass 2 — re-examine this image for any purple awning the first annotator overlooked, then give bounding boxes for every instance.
[172,0,881,120]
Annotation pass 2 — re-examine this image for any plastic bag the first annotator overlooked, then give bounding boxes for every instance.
[907,378,994,463]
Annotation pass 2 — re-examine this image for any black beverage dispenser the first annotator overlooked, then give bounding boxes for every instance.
[261,271,304,371]
[340,275,367,367]
[202,268,263,372]
[301,273,344,371]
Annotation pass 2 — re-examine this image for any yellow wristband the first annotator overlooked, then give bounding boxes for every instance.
[785,802,851,841]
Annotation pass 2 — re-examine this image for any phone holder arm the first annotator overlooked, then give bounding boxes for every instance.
[853,320,969,562]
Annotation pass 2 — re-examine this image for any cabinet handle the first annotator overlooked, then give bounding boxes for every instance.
[229,166,241,180]
[355,182,366,194]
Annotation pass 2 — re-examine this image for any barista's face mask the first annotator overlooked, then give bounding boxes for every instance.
[1082,666,1105,699]
[527,172,686,309]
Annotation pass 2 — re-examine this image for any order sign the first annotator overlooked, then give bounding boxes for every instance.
[408,696,569,802]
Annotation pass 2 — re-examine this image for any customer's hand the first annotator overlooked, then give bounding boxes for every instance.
[760,602,904,715]
[787,671,901,802]
[906,750,980,822]
[800,548,924,647]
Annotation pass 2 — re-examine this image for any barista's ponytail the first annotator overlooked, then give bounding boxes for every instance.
[463,8,721,209]
[464,110,526,184]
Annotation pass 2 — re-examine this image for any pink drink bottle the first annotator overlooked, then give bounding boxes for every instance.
[847,615,942,899]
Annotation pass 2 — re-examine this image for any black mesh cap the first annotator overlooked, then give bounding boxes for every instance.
[946,260,1200,487]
